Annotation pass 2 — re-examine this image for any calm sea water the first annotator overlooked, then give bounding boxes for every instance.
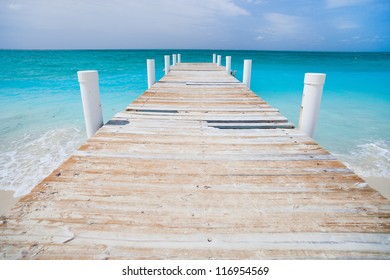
[0,50,389,196]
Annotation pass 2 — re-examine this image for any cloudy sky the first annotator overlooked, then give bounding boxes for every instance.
[1,0,389,51]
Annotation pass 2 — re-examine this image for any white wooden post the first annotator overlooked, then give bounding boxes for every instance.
[77,70,104,139]
[226,56,231,74]
[299,73,326,138]
[217,55,221,66]
[243,59,252,89]
[213,53,216,64]
[146,59,155,89]
[177,54,181,63]
[172,54,176,66]
[164,55,170,74]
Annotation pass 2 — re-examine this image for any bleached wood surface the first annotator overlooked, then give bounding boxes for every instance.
[1,63,389,259]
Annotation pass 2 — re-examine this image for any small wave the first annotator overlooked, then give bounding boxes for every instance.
[0,127,85,197]
[335,140,390,179]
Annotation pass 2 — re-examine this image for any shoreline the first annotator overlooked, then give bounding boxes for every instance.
[0,177,388,216]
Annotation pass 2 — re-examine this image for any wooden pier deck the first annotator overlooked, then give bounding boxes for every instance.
[1,63,389,259]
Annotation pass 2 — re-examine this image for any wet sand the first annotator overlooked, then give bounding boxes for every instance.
[365,177,390,201]
[0,190,20,216]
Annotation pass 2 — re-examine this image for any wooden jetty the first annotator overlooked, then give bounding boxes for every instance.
[1,62,389,259]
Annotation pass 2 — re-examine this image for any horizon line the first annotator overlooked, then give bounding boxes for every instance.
[0,48,389,53]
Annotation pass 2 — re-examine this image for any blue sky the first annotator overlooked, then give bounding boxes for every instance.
[0,0,389,51]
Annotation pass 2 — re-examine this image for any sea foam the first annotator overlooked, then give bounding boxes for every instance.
[0,127,84,197]
[336,140,390,179]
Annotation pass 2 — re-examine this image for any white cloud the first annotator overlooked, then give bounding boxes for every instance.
[334,19,360,29]
[261,12,305,36]
[241,0,266,4]
[326,0,371,9]
[208,0,250,16]
[7,3,23,10]
[0,0,250,49]
[340,34,387,45]
[2,0,388,50]
[253,12,328,49]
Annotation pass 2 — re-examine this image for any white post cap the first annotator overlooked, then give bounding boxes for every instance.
[77,70,98,83]
[304,73,326,85]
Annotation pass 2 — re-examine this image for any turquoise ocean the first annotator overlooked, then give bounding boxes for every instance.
[0,50,389,197]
